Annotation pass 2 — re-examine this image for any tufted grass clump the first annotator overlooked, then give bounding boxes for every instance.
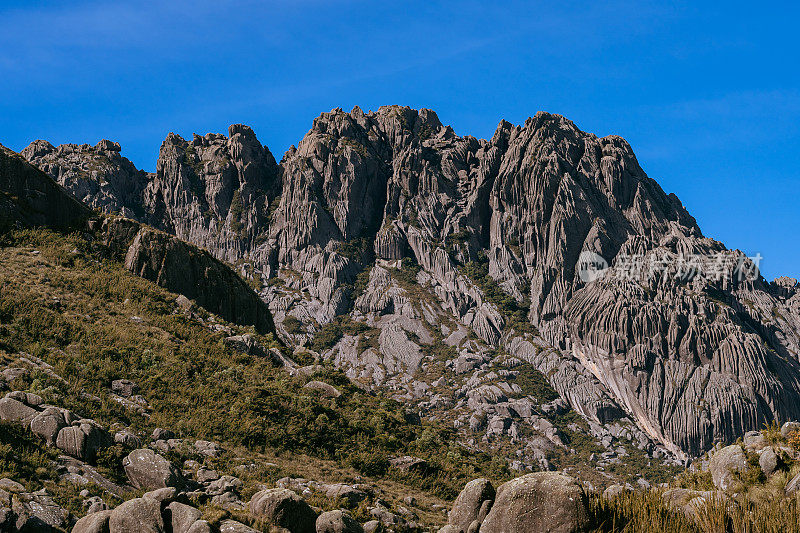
[591,489,800,533]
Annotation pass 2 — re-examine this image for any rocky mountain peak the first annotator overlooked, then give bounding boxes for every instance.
[21,137,147,218]
[21,139,55,159]
[143,125,280,265]
[17,106,800,463]
[95,139,121,152]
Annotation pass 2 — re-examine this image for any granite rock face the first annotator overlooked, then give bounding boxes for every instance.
[22,139,148,218]
[1,143,93,230]
[20,106,800,462]
[144,124,280,266]
[25,125,280,270]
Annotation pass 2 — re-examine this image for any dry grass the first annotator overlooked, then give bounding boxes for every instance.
[592,488,800,532]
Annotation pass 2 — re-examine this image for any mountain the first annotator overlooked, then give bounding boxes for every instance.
[0,143,502,531]
[5,106,800,531]
[21,106,800,470]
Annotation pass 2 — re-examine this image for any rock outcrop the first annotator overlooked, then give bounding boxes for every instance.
[454,473,589,533]
[104,220,274,334]
[144,124,280,266]
[447,478,495,532]
[22,138,148,218]
[0,146,276,336]
[0,391,112,462]
[709,445,747,491]
[249,488,317,533]
[1,143,93,230]
[123,449,185,490]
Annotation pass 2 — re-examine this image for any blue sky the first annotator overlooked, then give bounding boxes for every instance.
[1,1,798,280]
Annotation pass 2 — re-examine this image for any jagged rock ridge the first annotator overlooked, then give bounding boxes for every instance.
[20,106,800,462]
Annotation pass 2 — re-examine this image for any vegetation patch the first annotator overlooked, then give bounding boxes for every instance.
[508,363,559,402]
[459,254,537,334]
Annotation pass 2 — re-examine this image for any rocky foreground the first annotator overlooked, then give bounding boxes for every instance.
[4,372,800,533]
[0,372,590,532]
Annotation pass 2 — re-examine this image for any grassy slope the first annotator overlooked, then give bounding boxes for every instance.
[0,227,514,525]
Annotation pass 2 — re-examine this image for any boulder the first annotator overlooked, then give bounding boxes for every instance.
[187,521,213,533]
[123,449,184,489]
[743,431,767,451]
[72,509,113,533]
[144,487,177,503]
[316,510,364,533]
[114,428,141,448]
[167,501,202,533]
[152,428,175,441]
[781,422,800,438]
[786,472,800,495]
[363,521,381,533]
[369,506,401,527]
[480,472,589,533]
[196,467,219,483]
[211,491,245,511]
[219,519,261,532]
[111,379,138,397]
[0,397,37,423]
[0,479,24,492]
[13,491,70,531]
[448,478,495,532]
[30,407,67,446]
[249,488,317,533]
[303,381,341,398]
[602,485,627,498]
[388,456,428,473]
[759,447,779,476]
[193,440,220,457]
[108,497,164,532]
[323,484,368,506]
[206,475,242,496]
[55,421,111,461]
[83,496,108,514]
[709,445,747,491]
[6,391,43,406]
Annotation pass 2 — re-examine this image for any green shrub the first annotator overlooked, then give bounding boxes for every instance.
[510,363,558,402]
[283,315,304,335]
[459,255,536,334]
[349,451,389,477]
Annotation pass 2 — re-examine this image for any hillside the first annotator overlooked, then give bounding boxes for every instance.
[0,148,529,530]
[0,226,514,529]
